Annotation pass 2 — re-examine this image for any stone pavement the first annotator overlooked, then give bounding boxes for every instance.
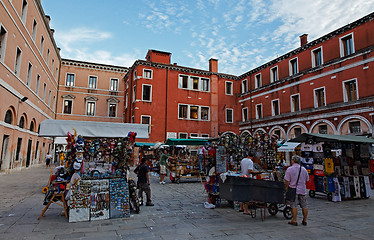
[0,166,373,240]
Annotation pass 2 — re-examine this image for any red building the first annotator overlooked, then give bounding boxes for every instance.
[238,13,374,140]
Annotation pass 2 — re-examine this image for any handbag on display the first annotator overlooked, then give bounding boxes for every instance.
[285,166,302,202]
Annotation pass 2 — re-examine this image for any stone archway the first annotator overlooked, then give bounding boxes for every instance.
[286,123,308,140]
[309,119,337,135]
[337,115,372,135]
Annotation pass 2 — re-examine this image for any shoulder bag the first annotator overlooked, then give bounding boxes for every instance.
[285,166,302,202]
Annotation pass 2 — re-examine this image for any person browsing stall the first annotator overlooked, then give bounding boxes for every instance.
[159,149,169,184]
[240,152,260,215]
[134,158,154,206]
[284,155,309,226]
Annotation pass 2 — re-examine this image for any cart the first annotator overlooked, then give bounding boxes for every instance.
[219,175,292,220]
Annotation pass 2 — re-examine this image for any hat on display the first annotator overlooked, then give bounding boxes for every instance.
[73,162,82,170]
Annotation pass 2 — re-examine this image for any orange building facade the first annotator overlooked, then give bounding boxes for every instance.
[1,0,59,171]
[1,1,374,171]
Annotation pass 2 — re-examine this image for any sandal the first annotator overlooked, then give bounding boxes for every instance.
[239,209,244,212]
[288,221,298,226]
[302,221,307,226]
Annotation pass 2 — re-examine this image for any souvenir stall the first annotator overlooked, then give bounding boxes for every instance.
[289,133,374,201]
[134,142,158,172]
[164,138,208,183]
[38,120,148,222]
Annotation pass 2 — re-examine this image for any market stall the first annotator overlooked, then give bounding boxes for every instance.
[289,133,374,201]
[38,120,148,222]
[164,138,208,183]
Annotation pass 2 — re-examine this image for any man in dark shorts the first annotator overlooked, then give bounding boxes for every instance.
[134,158,154,206]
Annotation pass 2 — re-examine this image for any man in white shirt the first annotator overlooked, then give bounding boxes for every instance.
[240,152,256,215]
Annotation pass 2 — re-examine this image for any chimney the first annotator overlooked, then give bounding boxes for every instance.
[209,58,218,72]
[45,15,51,26]
[299,34,308,47]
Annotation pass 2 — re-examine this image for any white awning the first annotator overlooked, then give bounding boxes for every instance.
[278,142,300,152]
[39,119,149,139]
[54,137,67,145]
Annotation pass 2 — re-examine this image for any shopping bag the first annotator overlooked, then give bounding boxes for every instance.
[285,187,296,202]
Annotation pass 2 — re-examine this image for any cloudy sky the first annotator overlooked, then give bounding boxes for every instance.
[42,0,374,76]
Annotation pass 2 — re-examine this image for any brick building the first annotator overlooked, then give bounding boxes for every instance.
[1,0,373,171]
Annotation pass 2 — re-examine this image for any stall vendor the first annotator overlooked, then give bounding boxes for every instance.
[159,149,169,184]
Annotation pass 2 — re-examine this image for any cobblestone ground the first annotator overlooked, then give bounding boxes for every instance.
[0,166,373,240]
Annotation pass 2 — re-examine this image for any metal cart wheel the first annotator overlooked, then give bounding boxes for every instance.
[309,190,316,198]
[327,192,332,201]
[283,206,292,219]
[268,203,278,215]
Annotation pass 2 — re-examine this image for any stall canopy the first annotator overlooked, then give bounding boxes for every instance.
[135,142,155,147]
[165,138,208,146]
[39,119,149,139]
[277,141,300,152]
[289,133,374,144]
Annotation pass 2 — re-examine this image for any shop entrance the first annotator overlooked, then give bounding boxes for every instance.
[26,139,32,167]
[1,135,10,170]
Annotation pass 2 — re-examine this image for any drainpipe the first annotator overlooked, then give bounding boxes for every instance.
[165,68,169,141]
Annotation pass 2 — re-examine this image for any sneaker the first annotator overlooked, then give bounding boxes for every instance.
[159,182,163,184]
[162,181,166,184]
[146,202,154,206]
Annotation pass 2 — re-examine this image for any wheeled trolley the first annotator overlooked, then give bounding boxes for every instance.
[219,176,292,220]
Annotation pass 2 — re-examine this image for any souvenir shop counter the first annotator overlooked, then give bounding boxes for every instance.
[69,177,130,222]
[290,133,374,201]
[218,174,284,203]
[168,156,201,183]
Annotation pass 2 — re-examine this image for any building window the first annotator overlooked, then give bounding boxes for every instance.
[340,33,354,57]
[192,77,199,90]
[224,108,233,123]
[0,26,7,63]
[142,84,152,102]
[190,133,199,138]
[179,104,188,119]
[294,127,302,138]
[201,107,209,120]
[30,121,35,132]
[314,87,326,108]
[21,0,28,23]
[201,134,209,138]
[255,74,261,88]
[48,90,51,107]
[31,19,37,40]
[349,121,361,134]
[179,133,188,139]
[289,58,298,76]
[109,103,117,117]
[36,74,40,94]
[88,76,97,89]
[110,78,118,91]
[133,70,137,80]
[15,47,22,76]
[201,78,210,91]
[225,81,233,95]
[16,138,22,161]
[270,66,278,83]
[4,110,13,124]
[86,102,95,116]
[143,69,152,79]
[179,75,189,89]
[66,73,75,86]
[256,104,262,119]
[343,79,358,102]
[132,86,136,102]
[242,79,248,93]
[19,116,25,128]
[318,125,328,134]
[242,107,248,122]
[52,96,55,111]
[272,99,280,116]
[312,47,323,67]
[141,115,151,133]
[42,83,46,101]
[190,106,199,119]
[51,59,54,71]
[26,62,32,86]
[40,35,44,54]
[46,49,50,64]
[131,115,134,123]
[291,94,300,112]
[125,93,128,109]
